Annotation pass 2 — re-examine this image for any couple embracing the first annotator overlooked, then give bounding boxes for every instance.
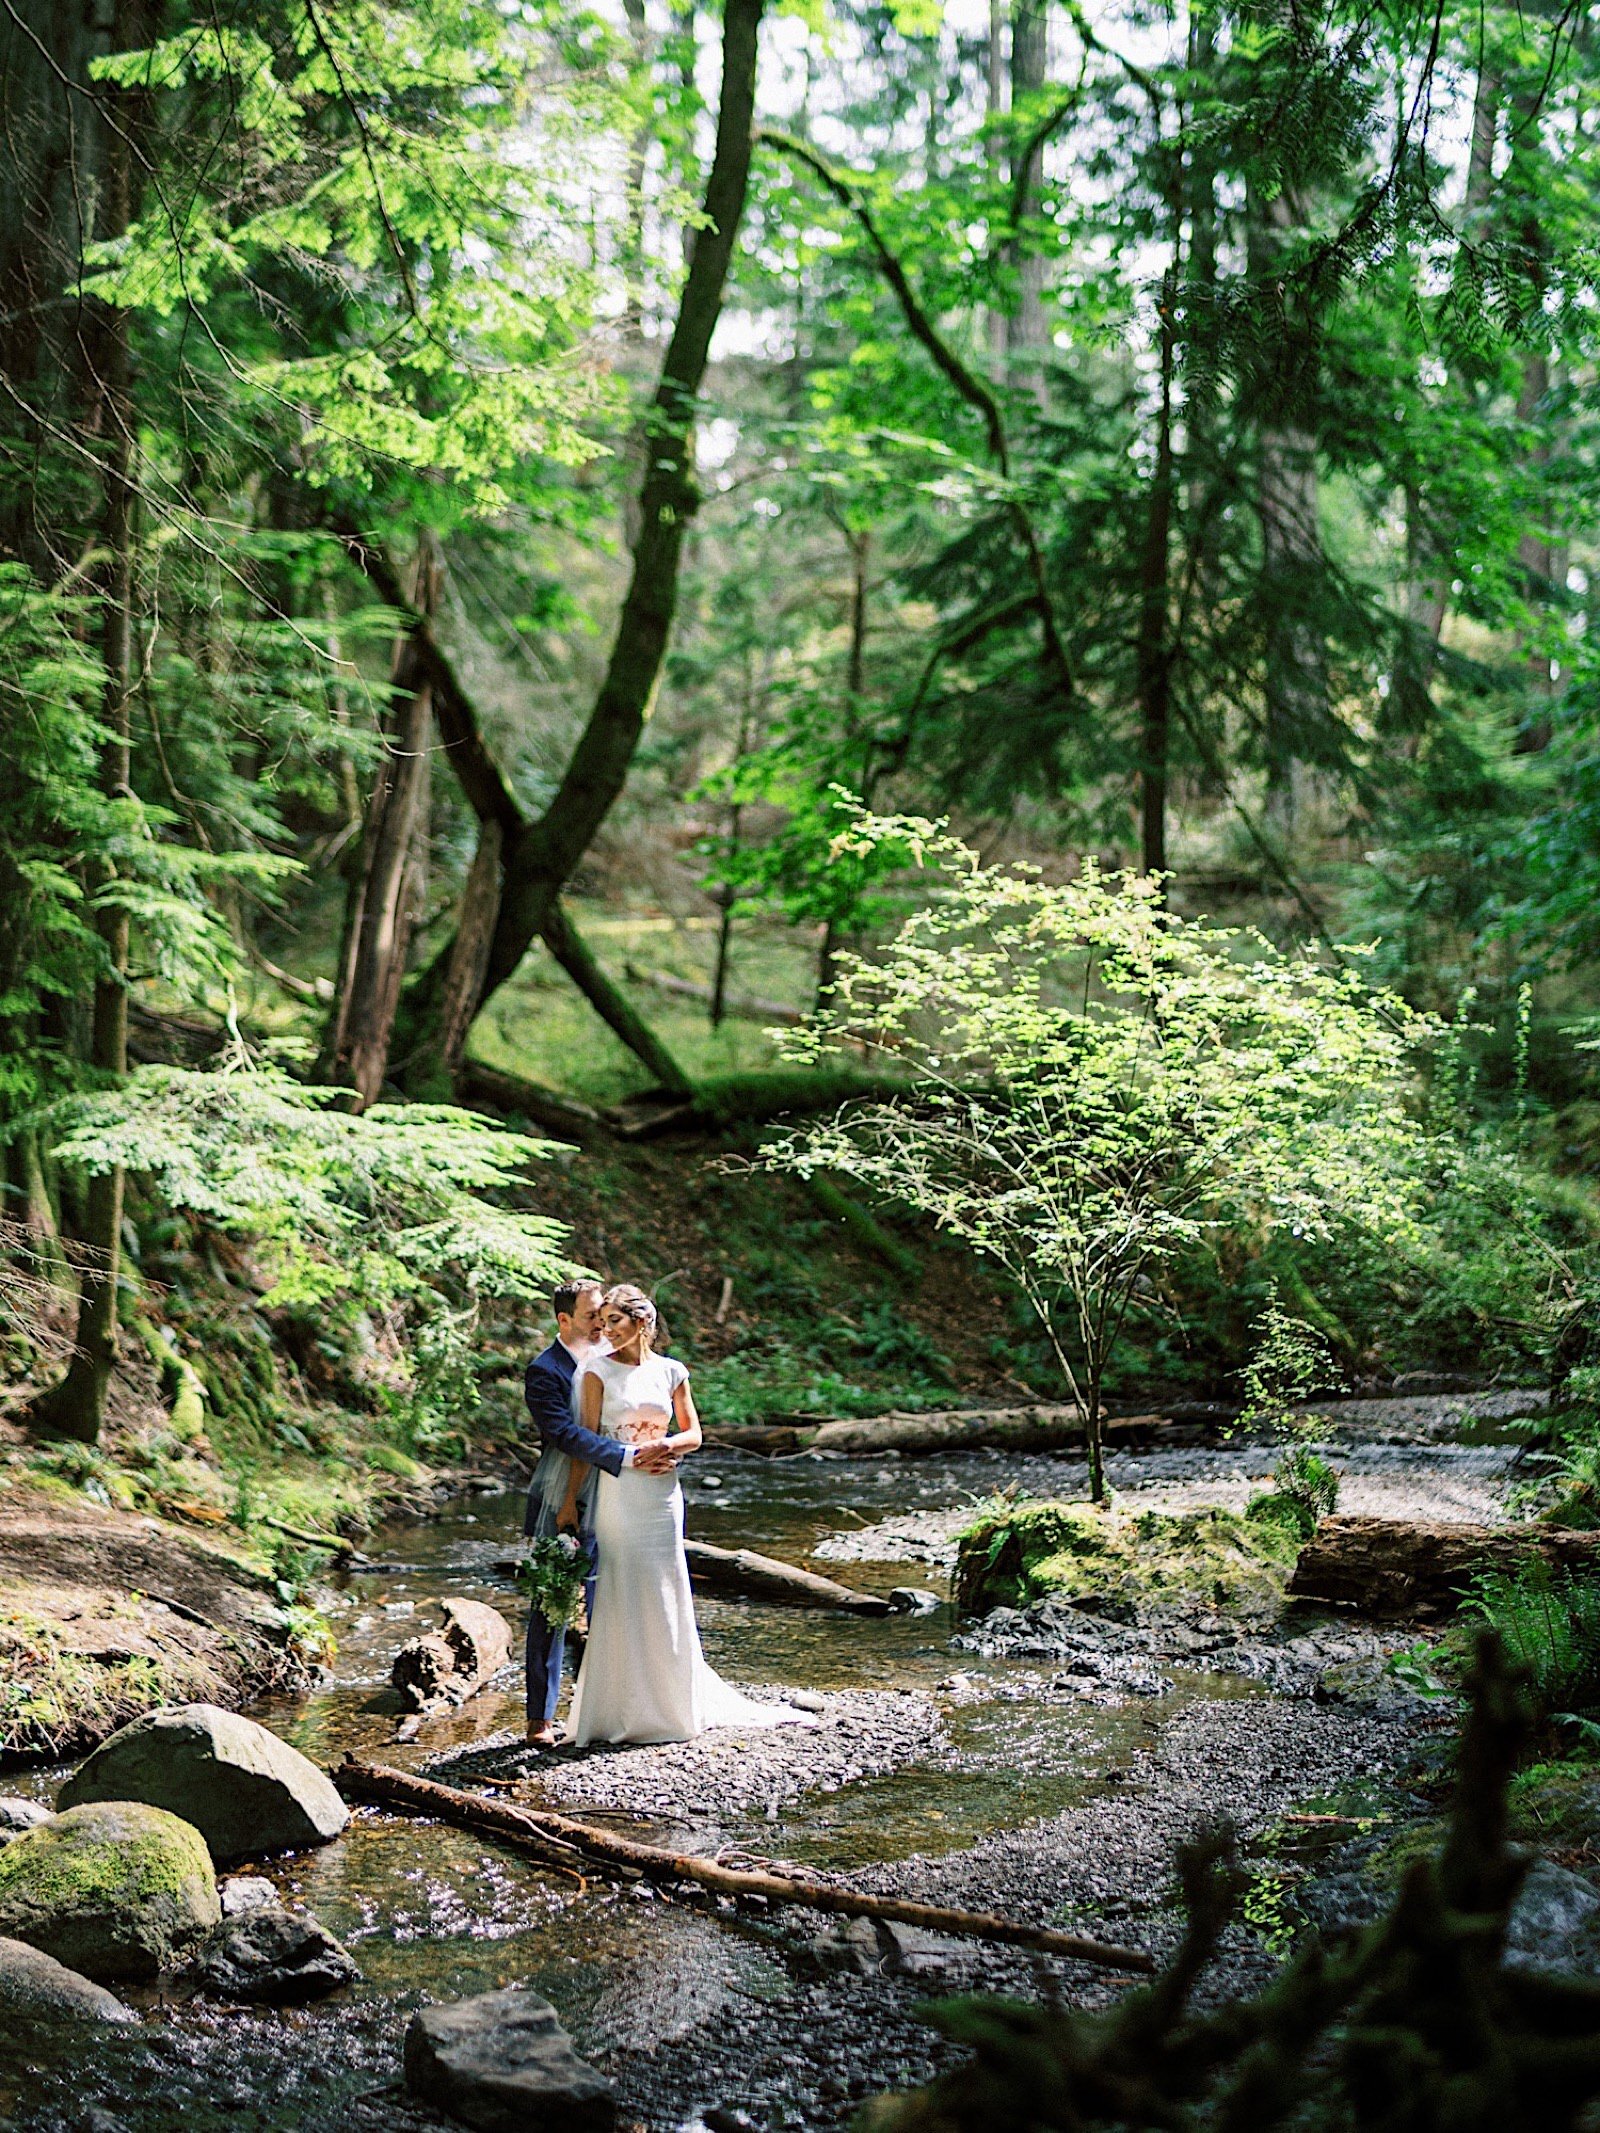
[522,1280,811,1749]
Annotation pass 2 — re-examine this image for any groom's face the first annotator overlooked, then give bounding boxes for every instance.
[567,1287,604,1346]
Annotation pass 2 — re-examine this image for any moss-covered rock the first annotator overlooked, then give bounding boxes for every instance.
[954,1499,1301,1623]
[0,1799,219,1981]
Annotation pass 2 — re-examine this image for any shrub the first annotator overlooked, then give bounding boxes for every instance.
[766,809,1441,1503]
[1463,1563,1600,1737]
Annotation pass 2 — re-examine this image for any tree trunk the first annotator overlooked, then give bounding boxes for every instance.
[709,678,753,1028]
[1136,270,1175,880]
[1249,186,1325,835]
[327,539,440,1106]
[391,1599,513,1738]
[0,0,111,573]
[1007,0,1050,373]
[436,821,504,1086]
[30,0,146,1445]
[985,0,1008,363]
[1287,1516,1600,1615]
[685,1540,891,1613]
[400,0,768,1087]
[539,901,692,1096]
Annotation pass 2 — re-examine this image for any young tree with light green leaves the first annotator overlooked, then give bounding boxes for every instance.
[765,810,1440,1503]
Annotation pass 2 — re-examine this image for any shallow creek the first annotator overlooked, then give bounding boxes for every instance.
[8,1432,1505,2133]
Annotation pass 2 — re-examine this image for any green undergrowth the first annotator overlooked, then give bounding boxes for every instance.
[0,1604,233,1762]
[953,1498,1302,1621]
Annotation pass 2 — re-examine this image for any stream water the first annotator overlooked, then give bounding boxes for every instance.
[7,1435,1475,2133]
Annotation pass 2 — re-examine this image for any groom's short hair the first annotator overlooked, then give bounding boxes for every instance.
[552,1280,602,1320]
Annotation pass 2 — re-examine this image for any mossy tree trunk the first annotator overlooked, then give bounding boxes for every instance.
[31,0,148,1444]
[389,0,768,1092]
[323,536,439,1106]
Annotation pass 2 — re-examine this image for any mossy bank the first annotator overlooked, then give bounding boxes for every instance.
[954,1499,1304,1624]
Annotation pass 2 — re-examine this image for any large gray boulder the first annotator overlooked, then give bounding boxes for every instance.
[60,1705,348,1864]
[195,1904,360,2004]
[0,1800,219,1982]
[404,1986,615,2133]
[0,1934,137,2025]
[1504,1859,1600,1977]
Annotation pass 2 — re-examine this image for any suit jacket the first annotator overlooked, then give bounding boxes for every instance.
[522,1342,629,1539]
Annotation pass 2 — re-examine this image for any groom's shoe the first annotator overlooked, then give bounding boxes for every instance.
[525,1722,567,1748]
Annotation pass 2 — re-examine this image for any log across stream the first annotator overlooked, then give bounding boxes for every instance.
[335,1756,1154,1973]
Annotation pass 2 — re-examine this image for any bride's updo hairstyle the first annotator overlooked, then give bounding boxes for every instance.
[603,1283,659,1353]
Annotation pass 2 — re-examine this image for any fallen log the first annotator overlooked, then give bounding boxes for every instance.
[1288,1516,1600,1615]
[804,1407,1191,1457]
[260,1515,368,1564]
[683,1539,891,1615]
[702,1425,813,1456]
[493,1543,891,1616]
[392,1599,514,1739]
[334,1756,1154,1974]
[623,960,804,1026]
[455,1061,603,1143]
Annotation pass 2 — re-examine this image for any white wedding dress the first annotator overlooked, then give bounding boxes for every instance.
[568,1353,813,1746]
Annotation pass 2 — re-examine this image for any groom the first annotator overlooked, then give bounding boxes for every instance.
[521,1279,680,1746]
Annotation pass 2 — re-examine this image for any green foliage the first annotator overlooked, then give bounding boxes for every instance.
[696,772,924,956]
[767,810,1441,1497]
[89,2,623,521]
[22,1058,576,1449]
[0,566,284,1120]
[36,1059,572,1314]
[1238,1286,1342,1435]
[517,1533,588,1632]
[1463,1564,1600,1738]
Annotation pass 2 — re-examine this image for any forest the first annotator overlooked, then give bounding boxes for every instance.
[3,1,1600,2129]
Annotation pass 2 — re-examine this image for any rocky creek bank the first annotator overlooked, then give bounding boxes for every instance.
[6,1388,1598,2133]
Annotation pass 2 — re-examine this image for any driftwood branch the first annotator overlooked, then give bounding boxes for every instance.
[391,1600,513,1739]
[334,1757,1155,1974]
[684,1539,891,1615]
[496,1542,890,1614]
[1288,1516,1600,1615]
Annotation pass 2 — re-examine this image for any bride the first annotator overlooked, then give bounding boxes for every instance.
[559,1284,811,1747]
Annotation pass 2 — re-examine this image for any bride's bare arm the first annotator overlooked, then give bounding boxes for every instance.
[669,1380,703,1455]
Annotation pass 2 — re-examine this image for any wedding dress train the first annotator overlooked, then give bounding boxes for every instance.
[569,1462,812,1746]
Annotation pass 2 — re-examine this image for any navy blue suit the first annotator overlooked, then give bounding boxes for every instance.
[522,1343,630,1727]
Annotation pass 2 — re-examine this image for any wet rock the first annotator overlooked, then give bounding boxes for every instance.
[821,1917,961,1978]
[886,1589,942,1615]
[956,1597,1169,1696]
[219,1874,278,1916]
[404,1985,615,2133]
[1299,1867,1384,1939]
[0,1933,138,2025]
[1504,1861,1600,1978]
[0,1799,219,1982]
[0,1797,51,1842]
[60,1703,348,1863]
[195,1904,360,2003]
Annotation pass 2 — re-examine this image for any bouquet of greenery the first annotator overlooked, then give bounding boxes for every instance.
[517,1532,588,1632]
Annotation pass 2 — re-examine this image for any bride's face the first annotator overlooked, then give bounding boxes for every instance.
[599,1304,644,1356]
